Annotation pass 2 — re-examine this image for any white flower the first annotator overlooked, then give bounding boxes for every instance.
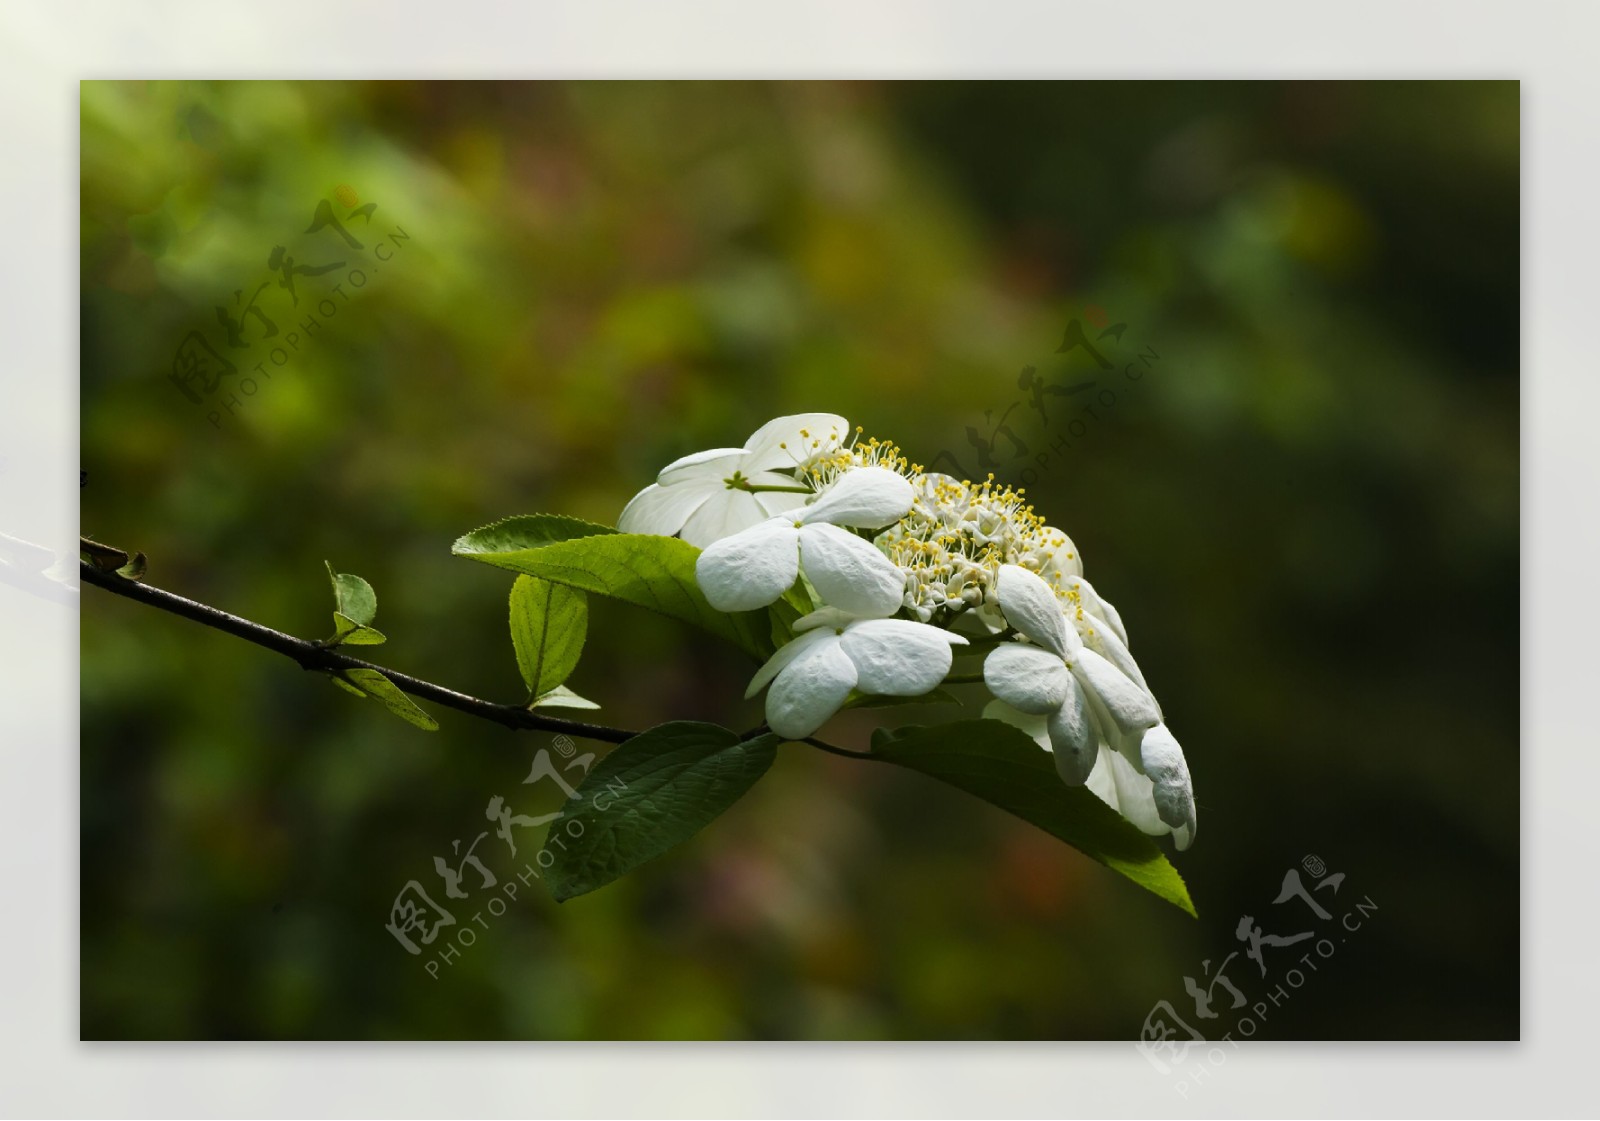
[618,413,849,548]
[695,466,915,616]
[984,699,1195,851]
[981,564,1195,847]
[748,606,968,739]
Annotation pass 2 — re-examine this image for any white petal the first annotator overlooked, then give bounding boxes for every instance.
[617,480,716,537]
[1140,724,1196,844]
[797,523,905,617]
[695,518,800,612]
[1066,574,1130,650]
[995,564,1075,656]
[1082,611,1153,702]
[754,490,811,518]
[1100,746,1170,836]
[839,618,964,695]
[741,413,851,470]
[1084,743,1119,811]
[739,469,815,519]
[657,447,746,486]
[1041,526,1084,579]
[798,466,914,529]
[1045,672,1096,784]
[1071,648,1160,739]
[766,636,858,739]
[744,627,835,699]
[982,699,1050,749]
[678,488,772,548]
[983,642,1072,714]
[1095,595,1128,649]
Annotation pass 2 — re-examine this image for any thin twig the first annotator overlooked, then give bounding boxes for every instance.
[802,736,881,761]
[79,560,638,743]
[79,560,875,762]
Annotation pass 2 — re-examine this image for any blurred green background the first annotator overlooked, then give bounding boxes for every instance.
[78,80,1518,1040]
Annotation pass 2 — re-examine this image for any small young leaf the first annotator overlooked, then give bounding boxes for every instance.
[460,532,774,659]
[339,668,439,731]
[325,561,377,626]
[331,613,387,645]
[115,551,148,581]
[545,722,779,902]
[870,719,1196,916]
[509,575,587,698]
[328,673,368,697]
[531,684,600,710]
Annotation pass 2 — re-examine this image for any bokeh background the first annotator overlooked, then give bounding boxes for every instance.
[78,80,1518,1040]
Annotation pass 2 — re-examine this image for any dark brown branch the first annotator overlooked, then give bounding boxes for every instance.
[79,560,638,744]
[78,560,870,760]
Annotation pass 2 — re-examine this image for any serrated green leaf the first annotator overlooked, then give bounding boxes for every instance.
[331,613,387,645]
[546,722,779,901]
[509,575,587,698]
[458,531,773,659]
[340,668,439,731]
[325,561,377,626]
[870,719,1195,916]
[452,513,618,562]
[531,684,600,710]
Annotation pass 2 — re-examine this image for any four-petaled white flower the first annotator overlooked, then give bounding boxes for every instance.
[618,412,848,548]
[982,564,1195,849]
[748,606,968,739]
[695,466,915,616]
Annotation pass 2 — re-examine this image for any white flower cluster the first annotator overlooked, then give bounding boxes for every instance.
[618,413,1196,849]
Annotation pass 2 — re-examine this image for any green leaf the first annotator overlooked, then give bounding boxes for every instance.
[767,577,814,650]
[452,513,617,563]
[531,684,600,710]
[328,673,368,697]
[870,719,1196,916]
[458,531,773,659]
[331,613,387,645]
[115,551,148,582]
[509,575,587,698]
[546,722,779,902]
[325,561,377,626]
[337,668,440,732]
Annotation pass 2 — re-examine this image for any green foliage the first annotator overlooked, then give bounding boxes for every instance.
[324,562,385,646]
[871,719,1195,916]
[529,684,600,710]
[457,527,775,659]
[115,551,148,582]
[333,668,440,732]
[452,514,617,560]
[767,578,814,650]
[509,574,588,701]
[545,722,780,902]
[332,613,387,644]
[326,561,377,625]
